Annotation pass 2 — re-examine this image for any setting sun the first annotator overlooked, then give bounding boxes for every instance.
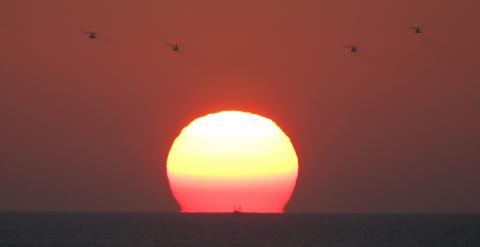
[167,111,298,213]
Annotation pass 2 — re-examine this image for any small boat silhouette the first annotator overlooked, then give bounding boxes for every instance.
[233,205,243,216]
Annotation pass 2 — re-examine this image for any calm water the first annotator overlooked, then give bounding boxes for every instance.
[0,213,479,247]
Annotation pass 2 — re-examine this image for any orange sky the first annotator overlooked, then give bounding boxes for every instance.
[1,0,479,212]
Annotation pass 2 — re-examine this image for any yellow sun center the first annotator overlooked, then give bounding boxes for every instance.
[166,110,299,213]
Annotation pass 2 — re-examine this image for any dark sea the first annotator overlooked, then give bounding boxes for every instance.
[0,213,479,247]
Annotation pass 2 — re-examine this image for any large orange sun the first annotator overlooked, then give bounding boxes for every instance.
[166,111,298,213]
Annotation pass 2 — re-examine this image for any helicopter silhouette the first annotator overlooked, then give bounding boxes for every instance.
[345,45,358,53]
[411,26,423,34]
[166,43,181,52]
[83,31,97,39]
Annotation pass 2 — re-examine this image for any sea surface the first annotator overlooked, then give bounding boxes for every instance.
[0,213,479,247]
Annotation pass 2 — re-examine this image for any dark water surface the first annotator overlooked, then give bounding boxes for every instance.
[0,213,479,246]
